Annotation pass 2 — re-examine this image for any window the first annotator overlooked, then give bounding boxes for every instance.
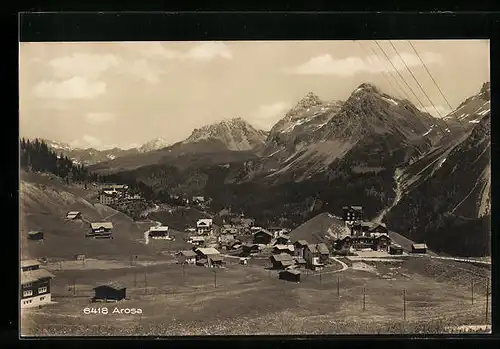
[40,297,45,301]
[23,283,33,288]
[23,290,33,297]
[38,286,48,294]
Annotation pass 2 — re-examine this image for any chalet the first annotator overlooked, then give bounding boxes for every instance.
[411,243,428,254]
[92,282,126,302]
[369,223,389,236]
[28,231,44,241]
[218,233,235,244]
[20,260,54,308]
[194,247,223,268]
[389,244,404,255]
[148,226,170,239]
[177,250,197,265]
[87,222,113,239]
[293,240,309,258]
[242,243,261,256]
[253,229,273,245]
[270,253,295,270]
[333,236,353,250]
[279,269,301,283]
[272,244,295,256]
[196,219,213,235]
[372,234,391,251]
[274,235,291,245]
[66,211,82,220]
[99,191,118,205]
[188,236,205,246]
[304,244,324,270]
[342,206,364,222]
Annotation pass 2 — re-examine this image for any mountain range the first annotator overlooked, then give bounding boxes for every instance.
[60,82,492,256]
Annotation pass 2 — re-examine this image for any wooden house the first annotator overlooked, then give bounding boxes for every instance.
[411,243,428,254]
[93,282,126,302]
[20,260,54,308]
[99,190,118,205]
[304,244,324,270]
[87,222,113,239]
[272,244,295,256]
[372,234,391,251]
[279,269,301,283]
[316,243,330,264]
[293,256,307,268]
[270,253,295,269]
[274,235,290,245]
[188,236,205,246]
[194,247,223,268]
[342,206,364,222]
[253,229,273,245]
[293,240,309,258]
[177,250,197,265]
[196,219,213,235]
[148,226,170,239]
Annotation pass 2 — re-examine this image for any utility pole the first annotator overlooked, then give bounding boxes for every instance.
[363,287,366,311]
[337,276,340,298]
[73,278,76,296]
[485,278,490,323]
[214,268,217,288]
[403,288,407,321]
[134,269,137,287]
[319,268,322,284]
[144,271,148,295]
[471,279,474,305]
[182,263,185,278]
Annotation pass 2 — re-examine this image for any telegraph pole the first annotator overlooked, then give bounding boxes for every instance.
[485,278,490,323]
[73,278,76,296]
[363,287,366,311]
[337,276,340,298]
[134,269,137,287]
[471,279,474,305]
[403,288,407,321]
[319,268,322,284]
[214,268,217,288]
[144,271,148,295]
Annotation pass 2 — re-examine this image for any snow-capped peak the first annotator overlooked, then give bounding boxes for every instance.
[183,117,267,151]
[138,137,170,152]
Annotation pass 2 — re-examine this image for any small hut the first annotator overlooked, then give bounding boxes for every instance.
[28,231,44,241]
[92,282,126,302]
[279,269,301,283]
[389,244,404,255]
[411,243,428,254]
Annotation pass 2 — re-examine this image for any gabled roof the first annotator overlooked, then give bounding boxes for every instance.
[195,247,220,256]
[273,244,295,251]
[209,255,224,262]
[316,243,330,254]
[90,222,113,230]
[271,253,294,262]
[178,250,197,257]
[21,259,41,268]
[306,244,319,253]
[21,269,54,284]
[412,243,427,249]
[253,229,273,237]
[197,219,213,227]
[282,269,301,275]
[28,231,43,235]
[190,236,205,241]
[149,226,169,232]
[67,211,81,216]
[94,281,126,290]
[294,240,309,246]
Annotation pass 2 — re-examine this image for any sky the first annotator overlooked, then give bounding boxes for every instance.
[19,40,490,150]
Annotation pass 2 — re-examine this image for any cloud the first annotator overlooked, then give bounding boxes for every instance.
[86,112,115,124]
[33,77,107,100]
[48,53,119,79]
[252,102,290,130]
[70,135,102,149]
[123,59,161,83]
[184,42,233,61]
[289,52,443,76]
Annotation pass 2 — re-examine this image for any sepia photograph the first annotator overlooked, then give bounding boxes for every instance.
[19,39,491,336]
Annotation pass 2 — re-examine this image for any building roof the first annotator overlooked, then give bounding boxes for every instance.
[391,244,403,249]
[294,240,309,246]
[271,253,294,262]
[294,257,307,264]
[21,259,41,268]
[277,234,290,240]
[178,250,197,257]
[209,255,224,262]
[102,190,118,196]
[90,222,113,230]
[412,243,428,249]
[197,258,208,264]
[282,269,301,275]
[28,231,43,235]
[279,260,295,267]
[195,247,220,256]
[274,244,295,251]
[21,269,54,284]
[67,211,81,215]
[94,281,126,290]
[253,229,273,237]
[190,236,205,242]
[306,244,319,253]
[149,226,169,232]
[197,219,213,227]
[316,243,330,254]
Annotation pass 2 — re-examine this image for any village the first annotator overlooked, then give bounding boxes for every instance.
[21,180,435,309]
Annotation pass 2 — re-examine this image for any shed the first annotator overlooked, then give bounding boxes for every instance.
[411,243,427,254]
[93,282,126,302]
[66,211,82,220]
[253,229,273,245]
[389,244,404,255]
[270,253,295,269]
[28,231,44,241]
[279,269,301,283]
[75,254,86,261]
[177,250,197,264]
